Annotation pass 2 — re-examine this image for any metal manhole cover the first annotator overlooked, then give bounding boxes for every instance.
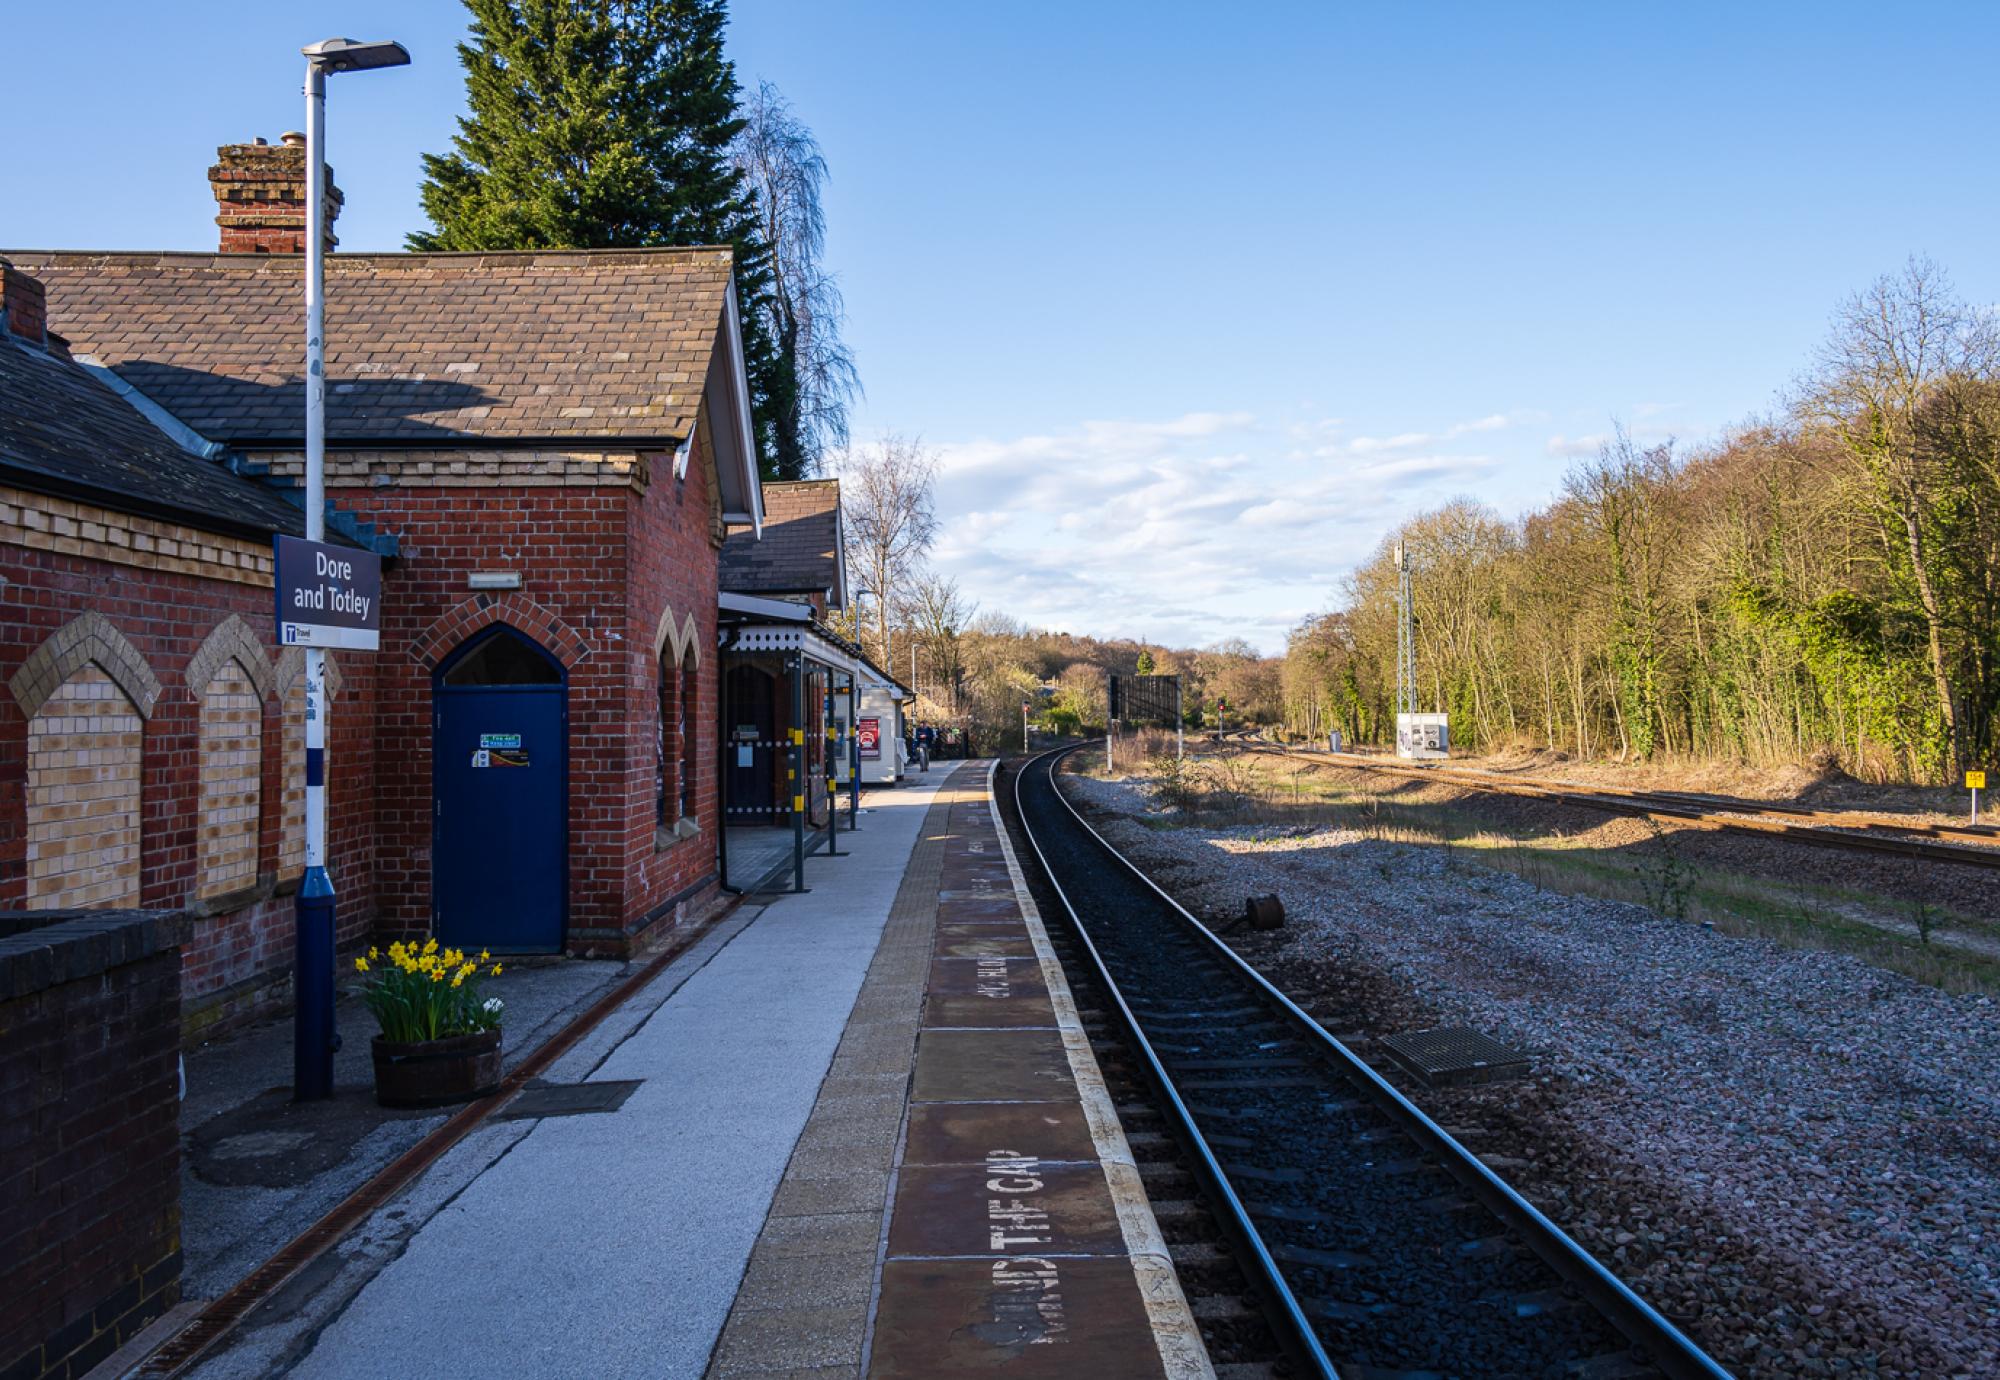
[497,1079,644,1120]
[1379,1027,1530,1087]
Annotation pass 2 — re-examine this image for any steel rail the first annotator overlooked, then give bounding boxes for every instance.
[1242,741,2000,869]
[1008,748,1340,1380]
[1019,743,1734,1380]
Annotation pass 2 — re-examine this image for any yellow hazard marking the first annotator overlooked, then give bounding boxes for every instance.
[792,795,805,812]
[791,729,805,745]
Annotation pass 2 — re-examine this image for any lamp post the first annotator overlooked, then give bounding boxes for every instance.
[294,36,408,1103]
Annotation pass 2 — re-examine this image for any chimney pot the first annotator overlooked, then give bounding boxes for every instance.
[0,261,49,347]
[208,138,340,255]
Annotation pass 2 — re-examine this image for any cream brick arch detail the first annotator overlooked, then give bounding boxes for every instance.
[653,604,701,669]
[186,614,278,702]
[9,611,162,721]
[25,667,143,907]
[410,593,589,672]
[275,648,342,883]
[274,646,346,700]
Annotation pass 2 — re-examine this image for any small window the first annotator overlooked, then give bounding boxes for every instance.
[443,628,562,686]
[679,655,697,821]
[657,652,676,824]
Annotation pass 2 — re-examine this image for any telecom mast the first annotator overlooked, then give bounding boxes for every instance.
[1395,541,1415,718]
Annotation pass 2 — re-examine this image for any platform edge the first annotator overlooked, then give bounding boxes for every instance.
[986,757,1216,1380]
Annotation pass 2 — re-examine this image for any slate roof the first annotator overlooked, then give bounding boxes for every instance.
[719,480,843,606]
[0,248,736,447]
[0,335,308,539]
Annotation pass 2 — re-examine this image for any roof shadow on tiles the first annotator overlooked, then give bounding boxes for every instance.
[0,340,309,540]
[105,360,499,450]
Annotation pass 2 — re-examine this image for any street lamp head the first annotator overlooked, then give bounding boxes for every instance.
[303,37,410,73]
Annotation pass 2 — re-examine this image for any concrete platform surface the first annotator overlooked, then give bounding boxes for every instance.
[708,763,1211,1380]
[181,770,959,1380]
[177,949,636,1303]
[170,762,1207,1380]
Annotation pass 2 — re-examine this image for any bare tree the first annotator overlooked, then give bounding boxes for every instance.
[1800,257,1999,772]
[837,435,939,672]
[903,574,976,711]
[733,80,861,475]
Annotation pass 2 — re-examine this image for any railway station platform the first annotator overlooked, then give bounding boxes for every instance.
[706,762,1206,1379]
[174,762,1205,1380]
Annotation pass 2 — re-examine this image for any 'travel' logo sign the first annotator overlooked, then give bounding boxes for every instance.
[274,536,382,650]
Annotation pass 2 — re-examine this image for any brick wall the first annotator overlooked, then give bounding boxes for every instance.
[24,666,141,908]
[3,414,732,1012]
[621,431,724,946]
[0,494,378,1032]
[0,910,185,1380]
[329,434,724,956]
[195,660,260,899]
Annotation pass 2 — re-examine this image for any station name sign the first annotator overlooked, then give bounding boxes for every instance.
[274,535,381,650]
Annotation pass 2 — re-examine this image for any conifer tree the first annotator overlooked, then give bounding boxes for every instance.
[410,0,801,476]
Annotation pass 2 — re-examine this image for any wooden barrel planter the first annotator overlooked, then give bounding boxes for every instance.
[371,1029,503,1109]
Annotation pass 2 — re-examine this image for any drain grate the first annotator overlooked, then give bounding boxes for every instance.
[497,1078,644,1120]
[1379,1027,1530,1087]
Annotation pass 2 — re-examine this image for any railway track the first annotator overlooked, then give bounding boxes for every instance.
[1009,744,1731,1380]
[1232,737,2000,870]
[1015,852,1296,1369]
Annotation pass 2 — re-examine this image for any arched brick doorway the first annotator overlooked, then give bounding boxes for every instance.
[431,625,567,952]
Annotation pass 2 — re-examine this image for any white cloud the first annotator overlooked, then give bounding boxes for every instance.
[1354,453,1498,483]
[1347,413,1514,454]
[1347,431,1434,454]
[936,411,1256,478]
[916,407,1530,655]
[1545,432,1610,458]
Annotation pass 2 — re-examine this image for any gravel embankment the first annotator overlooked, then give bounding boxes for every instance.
[1251,753,2000,929]
[1064,771,2000,1379]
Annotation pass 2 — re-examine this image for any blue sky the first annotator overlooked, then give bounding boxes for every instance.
[8,3,1997,652]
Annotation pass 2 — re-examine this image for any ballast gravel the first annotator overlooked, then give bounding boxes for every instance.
[1063,771,2000,1379]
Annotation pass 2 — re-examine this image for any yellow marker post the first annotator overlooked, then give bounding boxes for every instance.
[1969,769,1986,825]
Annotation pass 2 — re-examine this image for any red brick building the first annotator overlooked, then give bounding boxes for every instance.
[1,140,765,1030]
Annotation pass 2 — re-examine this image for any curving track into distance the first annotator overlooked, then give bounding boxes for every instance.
[1007,744,1733,1380]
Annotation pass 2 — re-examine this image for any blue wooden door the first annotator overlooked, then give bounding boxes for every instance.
[432,628,567,952]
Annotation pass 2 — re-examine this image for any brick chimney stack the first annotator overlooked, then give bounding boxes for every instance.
[208,133,342,254]
[0,259,48,346]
